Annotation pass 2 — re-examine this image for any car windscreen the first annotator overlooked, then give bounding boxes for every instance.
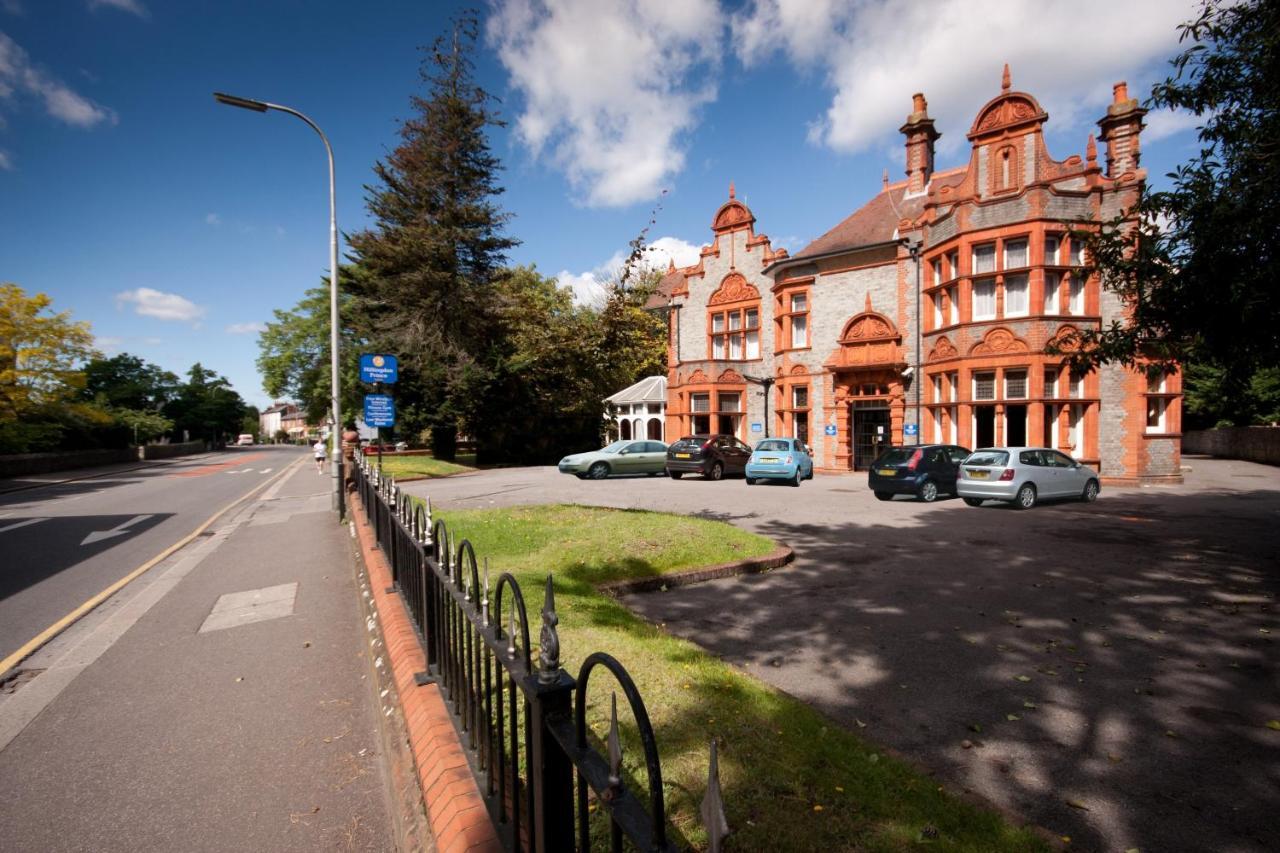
[601,440,627,453]
[877,448,916,465]
[755,440,788,452]
[965,450,1009,466]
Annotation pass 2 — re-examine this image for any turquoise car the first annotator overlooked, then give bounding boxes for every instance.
[745,437,814,486]
[557,440,669,479]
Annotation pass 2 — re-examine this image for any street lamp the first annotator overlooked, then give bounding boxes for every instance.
[743,374,776,438]
[214,91,344,517]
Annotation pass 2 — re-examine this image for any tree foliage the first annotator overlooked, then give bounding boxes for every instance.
[82,353,179,412]
[256,278,361,425]
[163,363,248,444]
[346,13,517,459]
[1058,0,1279,386]
[0,283,97,421]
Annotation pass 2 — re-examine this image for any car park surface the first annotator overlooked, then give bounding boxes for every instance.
[400,456,1280,853]
[957,446,1101,509]
[745,437,814,486]
[867,443,970,501]
[557,439,667,479]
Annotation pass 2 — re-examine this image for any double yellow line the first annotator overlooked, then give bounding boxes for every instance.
[0,456,309,676]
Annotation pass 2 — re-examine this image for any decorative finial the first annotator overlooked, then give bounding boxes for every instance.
[607,693,623,794]
[1001,63,1011,92]
[882,168,889,190]
[507,608,517,658]
[1086,133,1097,164]
[702,738,730,852]
[481,558,490,627]
[728,180,735,199]
[538,574,561,682]
[864,292,872,313]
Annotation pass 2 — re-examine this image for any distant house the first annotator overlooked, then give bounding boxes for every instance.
[259,402,294,441]
[279,407,313,442]
[607,376,666,442]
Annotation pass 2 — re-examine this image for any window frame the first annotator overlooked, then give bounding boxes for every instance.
[708,303,762,361]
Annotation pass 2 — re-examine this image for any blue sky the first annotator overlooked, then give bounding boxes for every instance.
[1,0,1204,409]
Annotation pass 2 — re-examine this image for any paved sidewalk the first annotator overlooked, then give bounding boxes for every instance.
[0,462,397,851]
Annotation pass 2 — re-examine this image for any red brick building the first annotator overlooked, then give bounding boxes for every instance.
[660,67,1181,484]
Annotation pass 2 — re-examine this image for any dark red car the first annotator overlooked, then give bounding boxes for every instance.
[665,434,752,480]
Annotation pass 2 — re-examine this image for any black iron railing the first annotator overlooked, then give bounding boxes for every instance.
[352,451,729,852]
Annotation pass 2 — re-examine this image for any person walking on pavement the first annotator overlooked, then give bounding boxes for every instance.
[313,438,328,474]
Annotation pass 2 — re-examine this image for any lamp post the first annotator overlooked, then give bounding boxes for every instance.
[743,374,776,438]
[214,92,343,517]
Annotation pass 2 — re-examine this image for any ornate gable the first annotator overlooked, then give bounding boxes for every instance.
[709,272,760,306]
[969,327,1029,356]
[927,336,959,363]
[967,65,1048,142]
[711,181,756,234]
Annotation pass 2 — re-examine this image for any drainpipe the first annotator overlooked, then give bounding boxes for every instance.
[909,242,923,445]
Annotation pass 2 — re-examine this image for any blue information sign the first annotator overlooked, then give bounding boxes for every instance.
[363,394,396,428]
[824,424,838,436]
[359,353,399,384]
[904,423,919,437]
[751,422,762,433]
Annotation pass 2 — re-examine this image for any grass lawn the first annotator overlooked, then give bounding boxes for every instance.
[429,503,1047,852]
[369,453,474,480]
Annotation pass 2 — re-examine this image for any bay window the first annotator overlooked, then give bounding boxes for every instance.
[973,279,996,320]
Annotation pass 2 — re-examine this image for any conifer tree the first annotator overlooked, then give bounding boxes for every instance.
[347,13,517,459]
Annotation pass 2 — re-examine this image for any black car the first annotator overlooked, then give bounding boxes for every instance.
[665,434,752,480]
[868,444,971,502]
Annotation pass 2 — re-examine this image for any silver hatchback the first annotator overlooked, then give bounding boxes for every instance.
[957,447,1101,509]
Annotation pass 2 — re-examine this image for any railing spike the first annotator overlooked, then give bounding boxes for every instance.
[607,692,623,793]
[507,608,517,658]
[538,574,561,683]
[702,738,730,853]
[481,558,490,628]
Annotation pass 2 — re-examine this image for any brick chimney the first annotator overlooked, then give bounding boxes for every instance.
[1097,81,1147,177]
[899,92,940,195]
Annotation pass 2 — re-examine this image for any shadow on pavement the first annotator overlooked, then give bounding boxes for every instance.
[624,485,1280,852]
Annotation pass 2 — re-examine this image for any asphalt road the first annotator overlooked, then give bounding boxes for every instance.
[0,446,298,665]
[0,450,394,851]
[401,456,1280,853]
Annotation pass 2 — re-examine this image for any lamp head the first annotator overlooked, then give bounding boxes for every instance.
[214,92,269,112]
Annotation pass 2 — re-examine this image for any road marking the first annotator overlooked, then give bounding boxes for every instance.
[0,455,308,677]
[81,514,154,546]
[0,518,49,534]
[259,468,272,474]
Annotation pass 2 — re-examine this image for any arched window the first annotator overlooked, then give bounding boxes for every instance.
[620,419,631,440]
[707,273,762,361]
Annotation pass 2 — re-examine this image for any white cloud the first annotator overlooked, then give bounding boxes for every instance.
[555,234,702,305]
[205,212,221,226]
[94,335,122,352]
[0,32,116,128]
[87,0,148,17]
[225,322,266,335]
[733,0,1196,158]
[0,148,11,170]
[489,0,721,207]
[116,288,206,323]
[1143,108,1203,143]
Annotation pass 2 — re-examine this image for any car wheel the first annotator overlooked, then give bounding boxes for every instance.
[708,462,724,481]
[668,470,683,480]
[588,462,610,480]
[1015,483,1037,509]
[575,474,587,480]
[745,477,755,486]
[874,491,892,501]
[1081,479,1100,502]
[791,470,802,487]
[918,480,939,502]
[962,497,984,507]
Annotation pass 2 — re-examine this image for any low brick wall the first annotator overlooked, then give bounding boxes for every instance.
[0,448,135,478]
[1182,426,1280,466]
[0,441,207,478]
[139,441,205,460]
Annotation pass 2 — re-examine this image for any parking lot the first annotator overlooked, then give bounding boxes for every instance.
[400,455,1279,852]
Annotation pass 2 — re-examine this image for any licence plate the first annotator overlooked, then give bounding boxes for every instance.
[675,452,691,459]
[760,457,779,464]
[968,469,989,479]
[877,468,895,476]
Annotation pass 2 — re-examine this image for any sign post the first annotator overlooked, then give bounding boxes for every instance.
[360,355,399,474]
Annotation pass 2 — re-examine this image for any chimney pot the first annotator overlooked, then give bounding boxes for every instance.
[912,93,926,113]
[1113,82,1128,103]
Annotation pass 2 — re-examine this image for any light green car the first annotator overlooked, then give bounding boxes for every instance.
[557,440,669,480]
